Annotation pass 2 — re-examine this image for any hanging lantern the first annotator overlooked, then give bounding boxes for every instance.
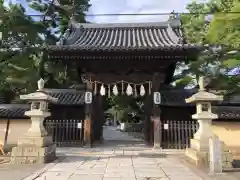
[112,84,118,96]
[140,85,145,96]
[100,84,106,96]
[126,84,133,96]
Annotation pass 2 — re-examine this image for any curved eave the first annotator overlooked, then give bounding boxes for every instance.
[47,44,200,52]
[46,45,202,61]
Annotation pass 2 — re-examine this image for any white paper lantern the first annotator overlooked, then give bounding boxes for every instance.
[100,85,106,96]
[140,85,145,96]
[153,92,161,104]
[126,84,133,96]
[112,85,118,96]
[84,92,92,104]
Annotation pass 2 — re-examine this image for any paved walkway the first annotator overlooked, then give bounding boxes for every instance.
[103,126,143,141]
[30,127,207,180]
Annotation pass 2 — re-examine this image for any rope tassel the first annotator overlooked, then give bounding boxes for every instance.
[108,84,111,98]
[134,84,137,97]
[94,81,97,95]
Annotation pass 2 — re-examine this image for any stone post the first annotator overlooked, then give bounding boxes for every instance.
[209,135,222,173]
[11,78,58,164]
[185,76,223,166]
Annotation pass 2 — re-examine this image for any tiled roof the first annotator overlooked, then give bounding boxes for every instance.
[0,88,86,118]
[221,94,240,105]
[0,104,29,119]
[212,106,240,120]
[160,88,240,106]
[0,97,5,104]
[42,88,85,105]
[160,88,240,119]
[0,104,239,120]
[48,21,199,52]
[160,88,197,106]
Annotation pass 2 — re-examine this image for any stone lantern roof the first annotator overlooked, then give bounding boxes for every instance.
[185,77,223,104]
[185,91,223,103]
[20,78,58,103]
[20,91,58,103]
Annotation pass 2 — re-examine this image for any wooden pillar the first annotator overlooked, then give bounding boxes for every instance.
[84,82,93,147]
[151,73,161,149]
[92,95,104,144]
[143,95,152,145]
[99,96,106,143]
[98,95,104,143]
[91,94,98,144]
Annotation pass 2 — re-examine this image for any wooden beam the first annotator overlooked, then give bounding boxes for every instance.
[84,73,165,84]
[79,59,173,73]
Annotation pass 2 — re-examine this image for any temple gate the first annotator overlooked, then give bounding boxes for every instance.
[45,19,200,148]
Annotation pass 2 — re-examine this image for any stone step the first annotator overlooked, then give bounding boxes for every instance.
[185,148,208,167]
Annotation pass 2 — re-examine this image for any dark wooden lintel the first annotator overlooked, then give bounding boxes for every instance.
[77,59,174,73]
[84,73,165,84]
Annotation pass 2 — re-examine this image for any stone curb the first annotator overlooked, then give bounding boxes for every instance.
[180,157,240,180]
[22,155,66,180]
[0,159,10,164]
[179,157,213,180]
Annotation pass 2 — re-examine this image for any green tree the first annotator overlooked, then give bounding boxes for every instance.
[0,1,48,99]
[28,0,91,35]
[108,96,145,123]
[175,0,239,92]
[0,0,91,100]
[27,0,91,87]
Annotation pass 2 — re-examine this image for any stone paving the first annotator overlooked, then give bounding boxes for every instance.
[27,126,205,180]
[34,144,205,180]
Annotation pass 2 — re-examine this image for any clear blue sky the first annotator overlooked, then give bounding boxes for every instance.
[5,0,208,23]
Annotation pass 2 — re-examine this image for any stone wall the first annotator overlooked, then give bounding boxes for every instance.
[0,119,31,151]
[212,121,240,159]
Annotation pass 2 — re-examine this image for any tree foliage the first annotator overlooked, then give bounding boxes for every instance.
[0,0,91,101]
[0,1,46,97]
[108,96,145,123]
[175,0,240,92]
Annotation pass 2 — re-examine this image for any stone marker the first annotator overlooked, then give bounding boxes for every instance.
[209,135,222,173]
[11,78,58,164]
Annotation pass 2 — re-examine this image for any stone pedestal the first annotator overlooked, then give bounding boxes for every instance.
[153,117,161,149]
[11,111,57,164]
[11,141,56,164]
[10,80,58,164]
[186,113,217,167]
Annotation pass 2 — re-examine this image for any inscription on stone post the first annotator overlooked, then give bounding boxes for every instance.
[209,135,222,173]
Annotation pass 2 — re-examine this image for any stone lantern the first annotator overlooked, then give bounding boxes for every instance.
[11,79,58,164]
[185,76,223,166]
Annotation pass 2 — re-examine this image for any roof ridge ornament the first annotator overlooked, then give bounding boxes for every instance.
[68,16,79,28]
[198,76,205,91]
